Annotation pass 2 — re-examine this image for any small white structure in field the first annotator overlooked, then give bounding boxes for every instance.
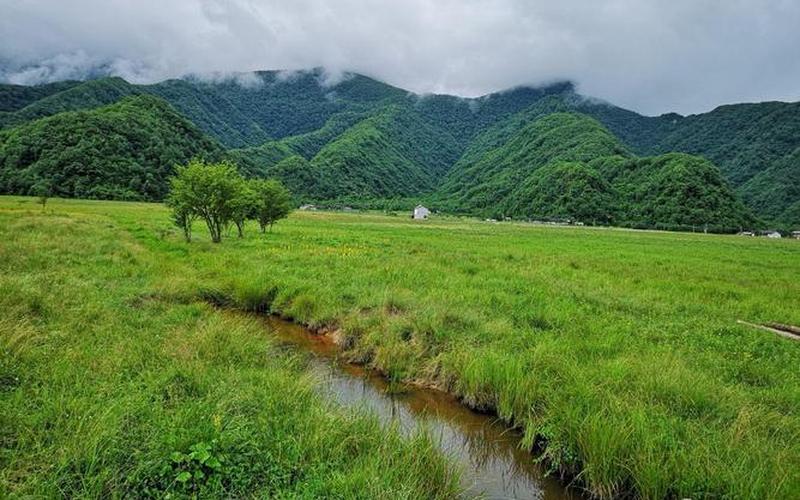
[792,231,800,240]
[413,205,430,220]
[299,204,317,211]
[766,231,782,239]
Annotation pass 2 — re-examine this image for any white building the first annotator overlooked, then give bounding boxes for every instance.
[413,205,430,220]
[766,231,782,239]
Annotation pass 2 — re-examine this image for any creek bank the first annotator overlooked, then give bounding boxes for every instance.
[251,312,584,500]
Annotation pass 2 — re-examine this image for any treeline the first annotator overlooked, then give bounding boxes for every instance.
[168,159,292,243]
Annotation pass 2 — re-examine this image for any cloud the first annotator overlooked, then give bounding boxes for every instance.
[1,0,798,114]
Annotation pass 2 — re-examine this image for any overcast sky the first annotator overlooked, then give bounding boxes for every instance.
[1,0,799,115]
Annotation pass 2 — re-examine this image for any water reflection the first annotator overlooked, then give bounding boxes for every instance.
[264,317,579,500]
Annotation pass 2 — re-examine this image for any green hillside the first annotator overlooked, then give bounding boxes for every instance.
[594,153,757,229]
[144,79,271,148]
[502,161,619,224]
[0,71,796,227]
[0,80,81,112]
[0,77,139,128]
[305,105,461,199]
[437,112,628,212]
[0,95,223,200]
[566,98,800,227]
[436,113,755,229]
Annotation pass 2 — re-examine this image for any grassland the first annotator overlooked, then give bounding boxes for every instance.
[0,197,458,498]
[2,196,799,499]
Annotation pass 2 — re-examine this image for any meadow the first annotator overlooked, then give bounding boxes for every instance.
[2,196,799,498]
[0,197,458,498]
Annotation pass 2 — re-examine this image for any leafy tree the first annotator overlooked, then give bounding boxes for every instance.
[229,179,259,238]
[168,160,243,243]
[168,202,196,242]
[32,181,51,210]
[251,179,292,232]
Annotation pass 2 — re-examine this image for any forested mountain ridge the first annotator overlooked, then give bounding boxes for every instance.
[435,112,755,229]
[0,95,224,200]
[0,70,797,228]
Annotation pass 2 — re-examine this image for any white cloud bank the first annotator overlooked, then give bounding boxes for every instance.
[1,0,799,115]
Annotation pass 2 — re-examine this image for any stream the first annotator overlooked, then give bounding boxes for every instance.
[262,316,579,500]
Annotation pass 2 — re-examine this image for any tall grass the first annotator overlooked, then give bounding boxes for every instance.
[3,195,800,498]
[0,200,459,498]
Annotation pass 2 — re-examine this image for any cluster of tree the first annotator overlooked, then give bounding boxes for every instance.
[167,159,292,243]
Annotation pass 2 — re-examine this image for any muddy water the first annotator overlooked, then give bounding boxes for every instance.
[262,317,578,500]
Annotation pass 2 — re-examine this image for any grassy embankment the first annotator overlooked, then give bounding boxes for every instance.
[0,197,458,498]
[2,196,800,498]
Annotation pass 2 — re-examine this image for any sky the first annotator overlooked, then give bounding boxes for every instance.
[1,0,799,115]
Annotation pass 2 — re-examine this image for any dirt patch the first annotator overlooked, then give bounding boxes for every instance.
[738,320,800,341]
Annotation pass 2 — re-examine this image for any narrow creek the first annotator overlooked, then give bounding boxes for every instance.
[261,316,580,500]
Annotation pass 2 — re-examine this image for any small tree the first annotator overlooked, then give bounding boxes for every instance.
[33,181,52,210]
[168,160,243,243]
[251,179,292,233]
[229,180,259,238]
[168,202,196,242]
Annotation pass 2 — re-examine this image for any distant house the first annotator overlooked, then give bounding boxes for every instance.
[765,231,782,239]
[413,205,430,220]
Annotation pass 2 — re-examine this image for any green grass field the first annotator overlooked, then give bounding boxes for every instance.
[2,196,799,498]
[0,197,458,498]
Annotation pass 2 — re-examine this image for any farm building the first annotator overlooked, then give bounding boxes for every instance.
[413,205,430,220]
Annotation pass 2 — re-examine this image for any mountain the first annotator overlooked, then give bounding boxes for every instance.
[0,69,797,228]
[436,112,628,213]
[566,99,800,227]
[594,153,756,229]
[435,112,754,229]
[0,77,140,129]
[0,80,82,112]
[0,95,224,200]
[304,104,461,199]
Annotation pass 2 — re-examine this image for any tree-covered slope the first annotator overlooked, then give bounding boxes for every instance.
[0,77,140,129]
[594,153,757,229]
[435,112,755,228]
[0,95,224,200]
[144,79,271,148]
[0,80,82,112]
[559,98,800,227]
[737,146,800,226]
[305,105,461,199]
[173,70,407,141]
[437,112,629,212]
[411,81,576,144]
[502,161,619,224]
